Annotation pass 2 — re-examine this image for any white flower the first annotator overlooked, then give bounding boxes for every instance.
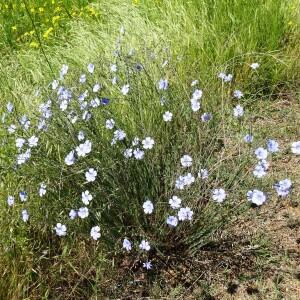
[17,151,31,165]
[158,79,168,90]
[291,141,300,155]
[21,209,29,222]
[175,175,186,190]
[181,155,192,167]
[233,105,244,117]
[133,148,144,160]
[274,179,292,197]
[16,138,26,149]
[110,64,117,72]
[198,169,208,179]
[192,89,203,100]
[259,159,269,170]
[233,90,243,99]
[19,191,27,202]
[90,226,101,240]
[60,64,68,77]
[76,140,92,157]
[85,168,97,182]
[132,137,140,146]
[255,147,268,160]
[169,196,182,209]
[253,164,267,178]
[52,80,59,90]
[82,111,91,121]
[123,238,132,251]
[7,102,14,113]
[191,80,198,86]
[139,240,150,251]
[54,223,67,236]
[87,63,95,74]
[143,200,154,214]
[121,84,130,95]
[212,188,226,203]
[166,216,178,227]
[60,100,68,111]
[163,111,173,122]
[8,124,16,134]
[90,98,100,108]
[142,137,154,149]
[224,74,233,82]
[28,136,38,147]
[79,74,86,83]
[82,190,93,205]
[190,98,201,112]
[124,149,133,158]
[69,209,77,220]
[78,131,85,141]
[78,207,89,219]
[247,190,266,205]
[105,119,115,130]
[184,173,195,185]
[39,183,47,197]
[218,72,226,80]
[143,261,152,270]
[250,63,259,69]
[65,150,75,166]
[162,60,168,68]
[178,207,193,221]
[7,196,15,207]
[218,73,233,82]
[93,83,101,93]
[113,129,126,141]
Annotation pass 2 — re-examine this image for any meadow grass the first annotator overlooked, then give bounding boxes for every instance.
[0,0,299,299]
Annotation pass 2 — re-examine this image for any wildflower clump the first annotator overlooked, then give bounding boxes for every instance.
[1,27,297,271]
[0,0,99,49]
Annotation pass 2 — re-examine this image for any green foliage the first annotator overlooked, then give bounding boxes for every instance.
[0,0,299,299]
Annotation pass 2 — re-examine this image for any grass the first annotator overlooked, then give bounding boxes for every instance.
[0,0,299,299]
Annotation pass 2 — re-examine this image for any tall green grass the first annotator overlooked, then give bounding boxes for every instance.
[0,0,299,298]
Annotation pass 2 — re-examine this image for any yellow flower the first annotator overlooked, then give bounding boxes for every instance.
[29,41,39,48]
[54,6,61,12]
[132,0,140,5]
[30,7,35,13]
[52,15,60,23]
[39,7,44,13]
[11,25,17,31]
[43,27,54,39]
[288,21,293,26]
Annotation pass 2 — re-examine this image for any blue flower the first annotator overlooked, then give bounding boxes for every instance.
[274,179,292,197]
[158,79,168,90]
[255,147,268,160]
[101,98,110,105]
[201,113,212,122]
[244,134,253,143]
[267,139,279,153]
[247,190,266,206]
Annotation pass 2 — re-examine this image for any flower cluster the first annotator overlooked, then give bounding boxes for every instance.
[2,35,298,273]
